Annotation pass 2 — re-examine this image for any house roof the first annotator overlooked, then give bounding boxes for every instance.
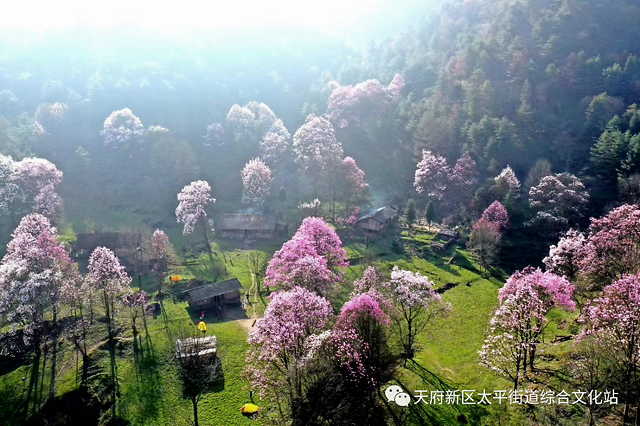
[218,214,276,231]
[183,279,243,303]
[357,206,397,223]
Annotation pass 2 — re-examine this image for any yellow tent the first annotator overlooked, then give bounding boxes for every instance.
[241,403,259,414]
[198,321,207,332]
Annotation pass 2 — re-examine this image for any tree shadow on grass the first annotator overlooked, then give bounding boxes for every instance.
[131,340,163,424]
[394,359,488,426]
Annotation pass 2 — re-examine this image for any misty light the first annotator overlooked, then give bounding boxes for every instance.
[1,0,388,32]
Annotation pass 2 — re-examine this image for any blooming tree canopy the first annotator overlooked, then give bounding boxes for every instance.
[88,247,132,297]
[543,229,585,280]
[175,180,215,235]
[260,119,291,167]
[341,156,368,206]
[494,165,520,196]
[529,172,589,226]
[100,108,145,149]
[246,286,333,398]
[480,201,509,233]
[293,114,344,193]
[331,293,390,386]
[481,267,575,389]
[451,151,478,188]
[468,218,502,271]
[578,204,640,285]
[294,217,348,269]
[0,214,70,348]
[11,157,63,217]
[414,150,451,200]
[388,266,447,358]
[241,158,273,205]
[326,74,405,128]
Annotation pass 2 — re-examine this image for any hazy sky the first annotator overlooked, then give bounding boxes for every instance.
[2,0,440,41]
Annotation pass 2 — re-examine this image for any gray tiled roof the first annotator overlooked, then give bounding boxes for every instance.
[184,279,243,302]
[358,206,397,223]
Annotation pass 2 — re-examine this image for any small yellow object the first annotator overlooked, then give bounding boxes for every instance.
[241,403,259,414]
[198,321,207,332]
[171,275,180,282]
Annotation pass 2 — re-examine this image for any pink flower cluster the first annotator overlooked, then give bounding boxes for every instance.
[241,158,273,204]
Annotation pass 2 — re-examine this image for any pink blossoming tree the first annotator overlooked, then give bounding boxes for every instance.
[246,287,333,412]
[480,267,575,389]
[330,293,391,388]
[88,246,131,416]
[341,156,369,212]
[480,201,509,233]
[579,272,640,423]
[578,204,640,287]
[529,172,589,229]
[10,157,63,219]
[151,229,172,294]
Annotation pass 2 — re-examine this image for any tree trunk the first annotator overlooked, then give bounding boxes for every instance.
[200,218,213,262]
[192,397,199,426]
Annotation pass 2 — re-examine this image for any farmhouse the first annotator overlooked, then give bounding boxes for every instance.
[356,206,398,232]
[183,278,243,312]
[217,214,277,239]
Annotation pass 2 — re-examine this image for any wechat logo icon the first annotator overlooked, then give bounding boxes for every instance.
[385,385,411,407]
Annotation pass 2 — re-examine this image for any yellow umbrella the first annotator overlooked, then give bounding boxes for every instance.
[241,403,259,414]
[198,321,207,332]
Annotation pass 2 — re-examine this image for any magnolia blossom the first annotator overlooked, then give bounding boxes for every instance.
[326,75,404,128]
[246,286,333,397]
[342,157,368,201]
[480,201,509,233]
[12,157,63,216]
[88,247,132,296]
[529,173,589,226]
[100,108,145,148]
[264,217,347,293]
[414,150,450,200]
[495,165,520,195]
[260,119,290,166]
[175,180,215,235]
[543,229,585,280]
[389,266,448,358]
[499,267,576,311]
[578,204,640,285]
[0,214,70,347]
[331,293,390,385]
[241,158,273,205]
[451,151,478,188]
[293,115,344,190]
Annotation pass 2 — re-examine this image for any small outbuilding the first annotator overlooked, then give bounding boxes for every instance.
[218,214,277,239]
[183,278,243,312]
[356,206,398,232]
[176,335,217,358]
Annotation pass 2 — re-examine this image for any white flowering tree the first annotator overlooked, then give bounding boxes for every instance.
[175,180,215,259]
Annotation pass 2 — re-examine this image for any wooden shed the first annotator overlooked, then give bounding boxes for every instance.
[218,214,276,239]
[176,335,217,359]
[356,207,398,232]
[183,279,243,311]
